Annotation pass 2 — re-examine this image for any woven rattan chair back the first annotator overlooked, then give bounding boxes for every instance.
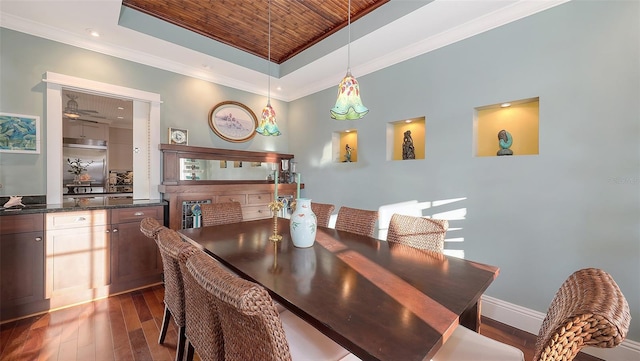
[532,268,631,361]
[140,217,165,239]
[310,202,335,228]
[179,246,225,361]
[335,206,378,238]
[386,214,449,252]
[155,228,195,361]
[186,251,292,361]
[201,201,243,227]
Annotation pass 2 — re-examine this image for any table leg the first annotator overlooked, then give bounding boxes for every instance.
[459,299,481,332]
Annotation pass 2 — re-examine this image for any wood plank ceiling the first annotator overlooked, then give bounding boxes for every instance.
[122,0,389,64]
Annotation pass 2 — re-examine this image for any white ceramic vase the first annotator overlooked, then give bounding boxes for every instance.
[289,198,317,248]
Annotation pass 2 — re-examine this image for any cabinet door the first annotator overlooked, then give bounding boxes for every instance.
[109,206,164,293]
[62,119,107,140]
[46,224,110,301]
[81,122,107,140]
[0,231,45,307]
[110,221,162,289]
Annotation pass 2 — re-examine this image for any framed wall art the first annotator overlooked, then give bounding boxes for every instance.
[0,112,41,154]
[208,101,258,143]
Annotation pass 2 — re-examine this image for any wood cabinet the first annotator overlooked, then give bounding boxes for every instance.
[1,203,165,321]
[44,205,164,310]
[109,206,163,294]
[63,119,108,140]
[45,210,110,308]
[159,144,301,230]
[161,183,298,230]
[0,213,48,320]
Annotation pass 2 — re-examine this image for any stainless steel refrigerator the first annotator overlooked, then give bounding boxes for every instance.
[63,138,107,194]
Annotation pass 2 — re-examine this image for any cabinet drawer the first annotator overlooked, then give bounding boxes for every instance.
[111,206,164,224]
[217,194,247,205]
[0,213,44,234]
[46,210,108,230]
[242,204,271,220]
[248,193,271,204]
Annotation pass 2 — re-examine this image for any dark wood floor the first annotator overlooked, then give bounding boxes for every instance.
[1,285,603,361]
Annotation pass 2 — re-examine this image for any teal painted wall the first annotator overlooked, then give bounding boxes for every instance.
[1,0,638,343]
[0,28,290,196]
[289,1,640,340]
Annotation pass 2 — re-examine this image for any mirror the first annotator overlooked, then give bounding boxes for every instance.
[180,158,272,181]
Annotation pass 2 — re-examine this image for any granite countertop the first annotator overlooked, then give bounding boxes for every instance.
[0,195,166,215]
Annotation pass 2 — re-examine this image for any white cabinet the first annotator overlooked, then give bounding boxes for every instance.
[45,210,110,308]
[63,119,108,140]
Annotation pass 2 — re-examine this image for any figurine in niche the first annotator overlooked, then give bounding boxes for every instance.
[345,144,353,162]
[497,129,514,156]
[402,130,416,160]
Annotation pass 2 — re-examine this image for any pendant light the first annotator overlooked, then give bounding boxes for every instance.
[256,0,282,136]
[330,0,368,120]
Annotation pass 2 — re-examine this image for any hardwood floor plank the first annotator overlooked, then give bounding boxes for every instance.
[77,303,95,348]
[119,294,142,332]
[93,299,115,361]
[0,321,17,359]
[131,291,153,323]
[37,335,60,361]
[112,344,134,361]
[20,325,46,360]
[107,296,131,359]
[56,338,77,361]
[141,287,165,325]
[128,328,153,361]
[1,317,35,361]
[56,306,81,344]
[141,318,173,361]
[76,342,96,361]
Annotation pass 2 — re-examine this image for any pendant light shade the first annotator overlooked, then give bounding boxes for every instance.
[331,0,368,120]
[256,0,281,136]
[330,71,368,120]
[257,102,281,136]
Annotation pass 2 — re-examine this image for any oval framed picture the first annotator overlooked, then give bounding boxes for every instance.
[208,101,258,142]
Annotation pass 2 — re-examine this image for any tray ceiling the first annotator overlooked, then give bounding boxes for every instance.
[122,0,389,64]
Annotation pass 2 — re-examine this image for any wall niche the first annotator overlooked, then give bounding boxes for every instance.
[474,97,539,157]
[386,117,425,161]
[332,130,358,163]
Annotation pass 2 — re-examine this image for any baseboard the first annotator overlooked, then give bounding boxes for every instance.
[482,295,640,360]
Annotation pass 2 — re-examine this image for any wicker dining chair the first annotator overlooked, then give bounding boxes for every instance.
[432,268,631,361]
[185,250,354,361]
[201,201,244,227]
[155,228,195,361]
[311,202,335,228]
[140,216,166,240]
[386,214,449,252]
[334,206,378,238]
[178,244,225,361]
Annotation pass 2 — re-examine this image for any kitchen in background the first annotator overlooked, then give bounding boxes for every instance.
[62,89,134,197]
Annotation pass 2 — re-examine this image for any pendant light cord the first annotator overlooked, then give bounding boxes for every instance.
[267,0,272,105]
[347,0,351,73]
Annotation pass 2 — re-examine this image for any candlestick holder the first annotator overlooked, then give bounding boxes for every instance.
[268,200,284,242]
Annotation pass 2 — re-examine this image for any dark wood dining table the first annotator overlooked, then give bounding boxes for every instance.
[179,218,499,361]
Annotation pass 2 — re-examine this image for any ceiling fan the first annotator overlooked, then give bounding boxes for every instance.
[63,94,106,119]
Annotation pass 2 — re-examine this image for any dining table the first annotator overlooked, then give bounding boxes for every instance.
[179,218,499,361]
